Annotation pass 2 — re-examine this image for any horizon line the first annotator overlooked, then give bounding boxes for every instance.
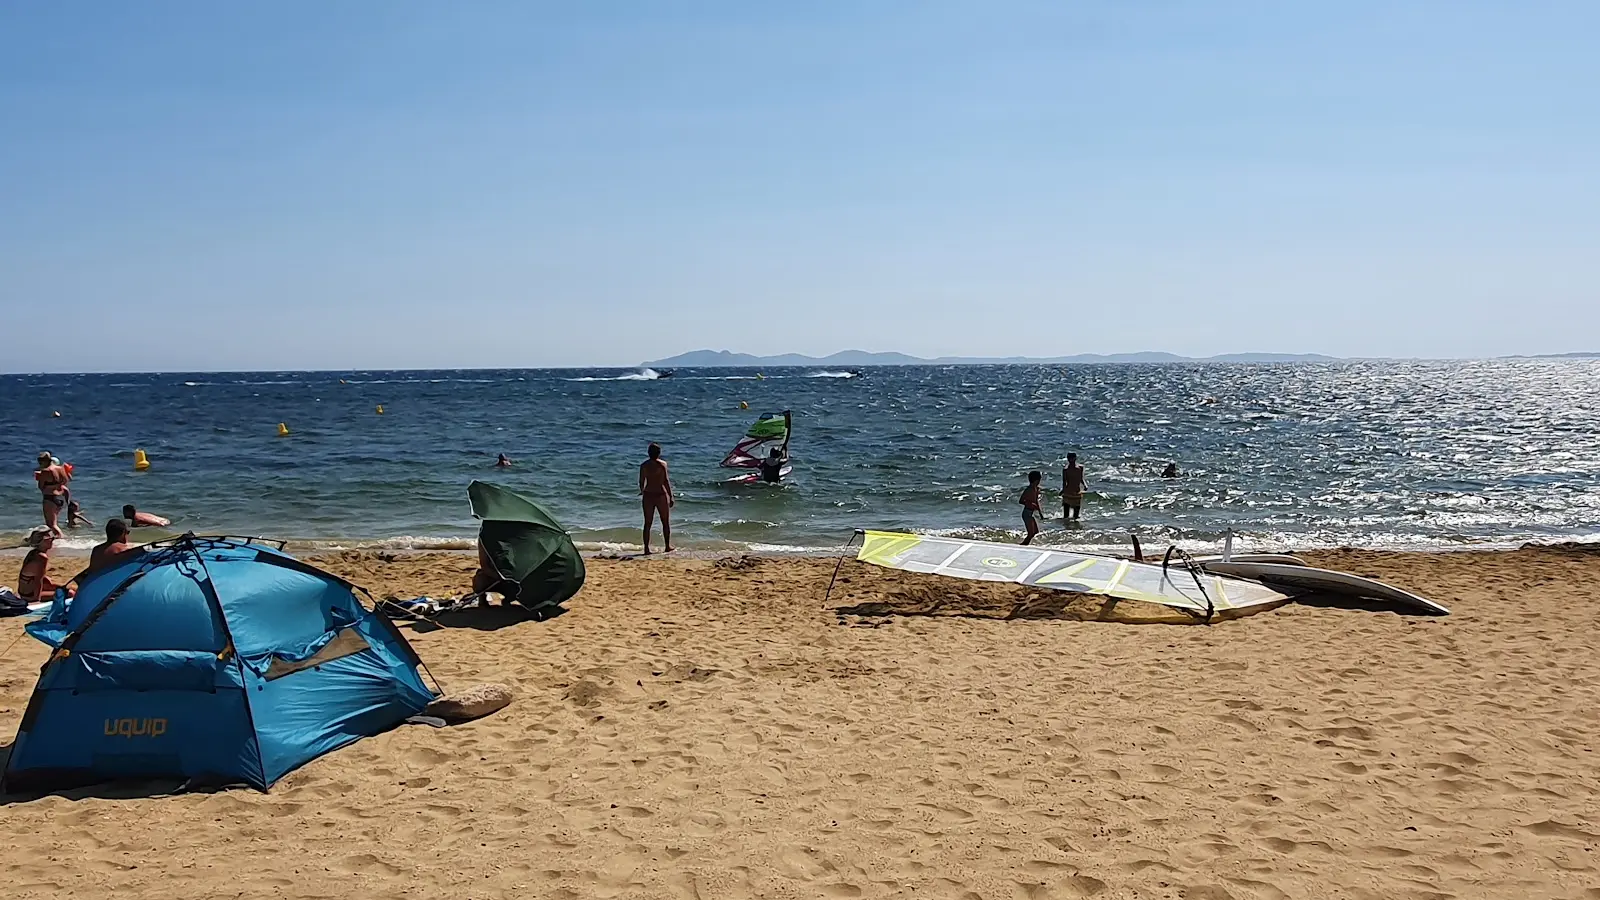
[3,352,1599,376]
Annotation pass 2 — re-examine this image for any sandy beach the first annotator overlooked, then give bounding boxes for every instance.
[3,546,1598,899]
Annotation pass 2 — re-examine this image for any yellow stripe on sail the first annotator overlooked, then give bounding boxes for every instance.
[1210,576,1230,609]
[1104,560,1131,591]
[1033,558,1099,586]
[857,531,923,567]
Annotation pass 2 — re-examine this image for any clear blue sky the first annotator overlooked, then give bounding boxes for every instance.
[3,2,1597,371]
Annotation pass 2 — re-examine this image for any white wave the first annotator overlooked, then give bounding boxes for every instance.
[567,368,662,382]
[808,370,859,378]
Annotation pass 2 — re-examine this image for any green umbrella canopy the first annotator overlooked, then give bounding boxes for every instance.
[467,480,585,609]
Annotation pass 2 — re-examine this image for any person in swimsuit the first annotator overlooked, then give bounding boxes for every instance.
[17,527,71,604]
[88,519,140,573]
[1062,452,1086,522]
[758,411,793,484]
[495,454,513,468]
[1020,470,1043,545]
[35,451,71,536]
[122,505,171,528]
[67,499,94,528]
[639,442,674,554]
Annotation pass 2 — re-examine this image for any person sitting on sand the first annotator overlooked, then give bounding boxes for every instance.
[639,442,674,554]
[17,527,72,604]
[88,519,141,573]
[1020,471,1043,545]
[470,537,501,597]
[495,454,513,468]
[121,505,171,528]
[35,451,71,536]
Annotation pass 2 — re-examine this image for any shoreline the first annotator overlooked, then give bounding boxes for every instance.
[6,527,1597,561]
[8,534,1599,563]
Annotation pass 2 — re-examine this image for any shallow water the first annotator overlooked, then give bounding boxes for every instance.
[4,361,1598,554]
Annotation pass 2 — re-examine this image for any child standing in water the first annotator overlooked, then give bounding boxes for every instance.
[1020,470,1043,545]
[638,442,675,554]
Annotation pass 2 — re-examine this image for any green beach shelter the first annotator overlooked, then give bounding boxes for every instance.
[468,480,585,612]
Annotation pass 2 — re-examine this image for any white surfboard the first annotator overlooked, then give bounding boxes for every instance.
[1200,561,1448,615]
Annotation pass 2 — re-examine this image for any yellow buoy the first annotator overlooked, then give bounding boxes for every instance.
[133,448,151,471]
[277,423,291,437]
[739,401,749,410]
[375,404,384,415]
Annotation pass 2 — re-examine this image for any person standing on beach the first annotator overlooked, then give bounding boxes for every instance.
[1062,452,1086,523]
[1020,471,1043,545]
[35,452,71,536]
[639,442,675,554]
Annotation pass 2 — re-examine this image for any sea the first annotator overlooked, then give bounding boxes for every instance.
[3,361,1598,556]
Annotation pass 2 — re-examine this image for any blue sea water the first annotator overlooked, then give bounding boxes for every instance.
[3,361,1598,554]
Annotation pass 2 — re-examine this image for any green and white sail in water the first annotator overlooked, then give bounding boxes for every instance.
[853,531,1293,620]
[721,412,789,469]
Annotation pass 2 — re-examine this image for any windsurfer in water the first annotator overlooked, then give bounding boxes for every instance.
[639,442,674,553]
[1062,452,1086,523]
[1020,471,1043,545]
[758,411,793,484]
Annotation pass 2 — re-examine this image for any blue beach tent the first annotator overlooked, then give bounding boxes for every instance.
[2,536,438,793]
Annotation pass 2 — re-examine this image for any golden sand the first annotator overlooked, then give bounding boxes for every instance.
[2,547,1597,899]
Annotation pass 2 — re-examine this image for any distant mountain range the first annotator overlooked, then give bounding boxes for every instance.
[645,349,1341,367]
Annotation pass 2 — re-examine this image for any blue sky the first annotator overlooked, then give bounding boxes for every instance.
[2,2,1596,371]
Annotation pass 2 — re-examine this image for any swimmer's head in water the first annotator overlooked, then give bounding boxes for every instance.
[107,518,129,540]
[647,442,662,460]
[122,505,137,519]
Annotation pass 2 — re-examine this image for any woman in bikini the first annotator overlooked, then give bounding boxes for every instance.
[35,452,71,536]
[17,528,71,605]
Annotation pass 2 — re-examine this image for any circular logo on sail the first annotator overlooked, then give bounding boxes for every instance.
[981,557,1018,568]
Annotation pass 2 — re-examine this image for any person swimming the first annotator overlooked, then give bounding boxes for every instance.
[121,505,171,528]
[495,454,513,468]
[1162,462,1179,478]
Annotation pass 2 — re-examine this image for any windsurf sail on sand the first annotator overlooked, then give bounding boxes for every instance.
[720,412,789,468]
[850,531,1293,621]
